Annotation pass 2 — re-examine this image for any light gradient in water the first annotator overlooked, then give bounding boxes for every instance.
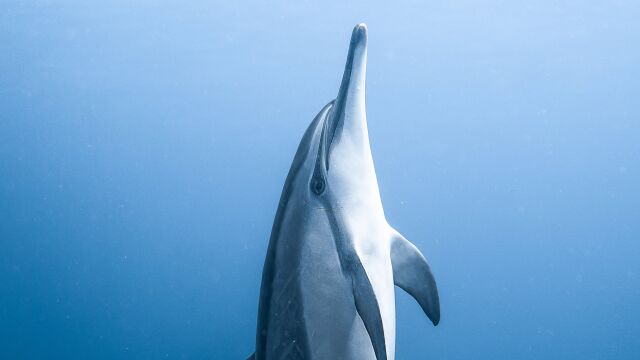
[1,1,639,359]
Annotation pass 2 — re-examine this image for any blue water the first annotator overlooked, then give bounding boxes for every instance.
[1,1,639,359]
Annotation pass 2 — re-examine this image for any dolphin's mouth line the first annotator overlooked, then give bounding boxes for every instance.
[322,106,339,171]
[313,103,337,175]
[309,102,334,189]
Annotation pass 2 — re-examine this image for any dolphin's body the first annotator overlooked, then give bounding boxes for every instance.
[249,24,440,360]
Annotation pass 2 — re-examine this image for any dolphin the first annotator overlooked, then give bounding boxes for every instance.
[248,23,440,360]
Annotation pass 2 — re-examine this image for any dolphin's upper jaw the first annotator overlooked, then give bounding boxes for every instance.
[324,23,369,170]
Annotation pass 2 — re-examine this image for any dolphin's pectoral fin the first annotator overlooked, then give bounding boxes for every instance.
[246,352,254,360]
[390,229,440,326]
[349,256,387,360]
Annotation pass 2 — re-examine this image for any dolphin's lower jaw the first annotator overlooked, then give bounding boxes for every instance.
[251,23,440,360]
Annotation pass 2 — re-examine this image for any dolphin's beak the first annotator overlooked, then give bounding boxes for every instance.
[323,23,368,169]
[335,23,368,108]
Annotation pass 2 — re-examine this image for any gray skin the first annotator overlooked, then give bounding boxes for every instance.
[249,24,439,360]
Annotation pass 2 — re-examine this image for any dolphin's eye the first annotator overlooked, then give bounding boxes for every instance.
[311,177,325,195]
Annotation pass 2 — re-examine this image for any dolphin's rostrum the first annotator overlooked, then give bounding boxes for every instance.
[249,23,439,360]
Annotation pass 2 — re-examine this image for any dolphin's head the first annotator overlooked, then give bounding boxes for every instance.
[301,23,381,209]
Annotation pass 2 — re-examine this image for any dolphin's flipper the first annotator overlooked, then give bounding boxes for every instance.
[246,353,254,360]
[349,255,387,360]
[390,230,440,326]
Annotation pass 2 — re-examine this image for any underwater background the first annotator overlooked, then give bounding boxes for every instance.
[1,1,639,359]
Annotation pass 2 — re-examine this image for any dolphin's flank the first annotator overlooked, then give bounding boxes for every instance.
[248,23,440,360]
